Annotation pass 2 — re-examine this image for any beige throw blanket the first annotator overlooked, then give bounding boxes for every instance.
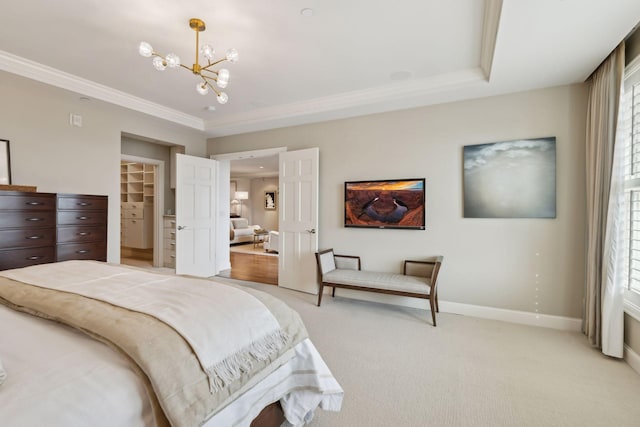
[1,261,285,393]
[0,262,308,427]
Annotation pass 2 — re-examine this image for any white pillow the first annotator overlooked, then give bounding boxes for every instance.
[0,358,6,385]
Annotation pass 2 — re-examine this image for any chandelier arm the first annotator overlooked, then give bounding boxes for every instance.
[207,82,221,97]
[200,69,220,77]
[179,64,194,72]
[201,58,227,71]
[201,77,221,96]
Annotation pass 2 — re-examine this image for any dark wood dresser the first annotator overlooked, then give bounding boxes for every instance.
[56,194,108,262]
[0,191,56,270]
[0,191,108,270]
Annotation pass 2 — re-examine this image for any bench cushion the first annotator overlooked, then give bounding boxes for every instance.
[323,269,431,295]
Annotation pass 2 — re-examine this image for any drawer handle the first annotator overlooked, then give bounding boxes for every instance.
[78,202,92,206]
[131,213,137,216]
[76,249,90,254]
[27,256,44,260]
[170,255,176,259]
[77,232,91,236]
[26,217,44,222]
[26,201,44,206]
[170,242,175,246]
[26,235,43,240]
[77,216,90,220]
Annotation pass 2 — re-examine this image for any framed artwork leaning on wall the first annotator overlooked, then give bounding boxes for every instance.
[0,140,11,185]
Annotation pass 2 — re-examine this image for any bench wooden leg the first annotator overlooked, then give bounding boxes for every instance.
[317,283,324,306]
[435,292,439,312]
[332,287,336,297]
[429,297,437,327]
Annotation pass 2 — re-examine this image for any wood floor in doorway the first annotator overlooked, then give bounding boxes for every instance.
[217,252,278,285]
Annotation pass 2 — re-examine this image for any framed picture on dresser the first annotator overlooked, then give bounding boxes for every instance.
[0,139,11,185]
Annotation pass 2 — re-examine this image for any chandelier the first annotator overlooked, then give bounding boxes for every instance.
[138,18,238,104]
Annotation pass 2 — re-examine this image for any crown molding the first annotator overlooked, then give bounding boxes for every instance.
[0,50,204,131]
[480,0,503,80]
[204,67,487,136]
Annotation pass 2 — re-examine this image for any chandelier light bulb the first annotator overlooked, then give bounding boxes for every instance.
[152,56,167,71]
[165,53,181,68]
[200,44,215,60]
[196,82,210,95]
[217,69,229,88]
[226,48,239,63]
[217,92,229,104]
[139,41,153,57]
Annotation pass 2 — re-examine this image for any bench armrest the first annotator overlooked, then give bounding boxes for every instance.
[403,260,433,276]
[334,254,361,270]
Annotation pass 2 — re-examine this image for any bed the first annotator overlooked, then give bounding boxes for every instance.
[0,261,343,426]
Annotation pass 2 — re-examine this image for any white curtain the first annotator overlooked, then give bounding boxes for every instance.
[601,83,626,358]
[584,43,625,357]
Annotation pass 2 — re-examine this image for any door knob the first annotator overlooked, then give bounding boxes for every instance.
[307,228,316,234]
[177,225,187,230]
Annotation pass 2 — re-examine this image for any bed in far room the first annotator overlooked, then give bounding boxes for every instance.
[0,260,343,427]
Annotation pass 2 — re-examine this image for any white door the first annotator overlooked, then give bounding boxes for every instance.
[278,148,319,293]
[175,153,218,277]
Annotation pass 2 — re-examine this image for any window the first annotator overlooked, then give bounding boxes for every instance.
[622,61,640,306]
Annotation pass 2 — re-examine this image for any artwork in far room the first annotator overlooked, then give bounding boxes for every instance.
[265,191,276,210]
[463,137,556,218]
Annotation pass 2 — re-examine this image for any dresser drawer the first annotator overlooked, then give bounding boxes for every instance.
[163,249,176,268]
[123,207,144,219]
[164,238,176,251]
[57,211,107,226]
[57,225,107,244]
[0,246,55,270]
[0,228,56,250]
[122,202,143,210]
[0,193,56,211]
[57,195,108,211]
[0,211,56,229]
[56,242,107,262]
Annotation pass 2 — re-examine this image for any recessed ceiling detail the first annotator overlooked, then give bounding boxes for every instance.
[0,1,638,137]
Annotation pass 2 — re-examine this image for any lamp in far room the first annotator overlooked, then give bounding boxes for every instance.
[235,191,249,217]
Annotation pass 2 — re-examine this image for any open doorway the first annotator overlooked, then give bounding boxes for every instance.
[214,149,283,285]
[119,155,165,268]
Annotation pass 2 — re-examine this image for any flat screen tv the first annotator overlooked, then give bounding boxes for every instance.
[344,178,425,229]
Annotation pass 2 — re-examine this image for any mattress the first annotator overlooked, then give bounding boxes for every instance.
[0,263,343,426]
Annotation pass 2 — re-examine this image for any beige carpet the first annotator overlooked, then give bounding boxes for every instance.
[213,277,640,427]
[230,243,278,257]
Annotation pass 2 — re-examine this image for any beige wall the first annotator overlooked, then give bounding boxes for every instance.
[209,84,589,318]
[0,71,207,262]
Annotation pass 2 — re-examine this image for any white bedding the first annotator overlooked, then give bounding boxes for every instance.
[0,304,343,427]
[2,261,288,393]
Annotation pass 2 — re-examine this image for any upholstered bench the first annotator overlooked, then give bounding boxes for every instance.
[315,249,443,326]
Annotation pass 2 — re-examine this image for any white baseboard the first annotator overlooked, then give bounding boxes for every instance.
[624,344,640,375]
[439,300,582,331]
[332,289,581,331]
